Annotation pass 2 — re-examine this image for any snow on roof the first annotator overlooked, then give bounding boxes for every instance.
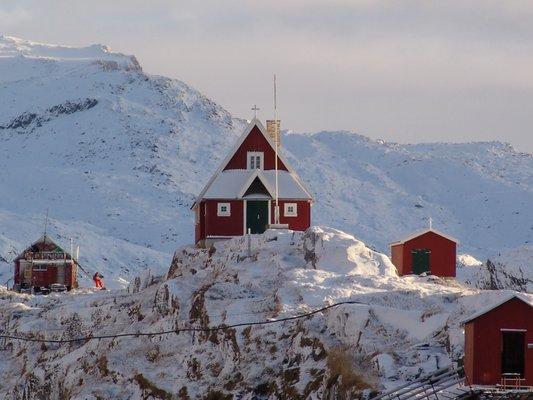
[389,228,459,246]
[462,293,533,324]
[14,235,68,260]
[203,169,311,199]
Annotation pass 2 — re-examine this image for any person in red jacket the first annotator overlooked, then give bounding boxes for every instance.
[93,272,105,289]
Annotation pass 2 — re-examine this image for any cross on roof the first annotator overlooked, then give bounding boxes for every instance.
[251,104,260,118]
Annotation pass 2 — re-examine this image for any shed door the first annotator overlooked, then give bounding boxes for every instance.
[246,201,268,234]
[501,331,525,377]
[57,263,65,284]
[412,249,430,274]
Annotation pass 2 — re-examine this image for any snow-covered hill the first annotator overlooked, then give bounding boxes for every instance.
[0,36,532,287]
[3,227,528,399]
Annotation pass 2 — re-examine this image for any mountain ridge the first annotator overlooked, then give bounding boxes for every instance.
[0,36,531,287]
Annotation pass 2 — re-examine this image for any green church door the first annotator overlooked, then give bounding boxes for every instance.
[246,201,269,234]
[412,249,430,274]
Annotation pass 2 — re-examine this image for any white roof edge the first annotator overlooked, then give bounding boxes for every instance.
[393,228,459,245]
[193,118,314,208]
[237,170,275,198]
[462,294,533,325]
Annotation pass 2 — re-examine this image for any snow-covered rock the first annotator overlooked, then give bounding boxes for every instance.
[458,246,533,292]
[1,227,528,399]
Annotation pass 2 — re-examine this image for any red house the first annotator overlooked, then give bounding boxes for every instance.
[463,294,533,388]
[13,235,78,292]
[193,118,313,247]
[390,227,458,277]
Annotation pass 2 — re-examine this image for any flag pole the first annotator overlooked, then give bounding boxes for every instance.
[274,74,280,224]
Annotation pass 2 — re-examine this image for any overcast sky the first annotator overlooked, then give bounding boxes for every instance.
[2,0,532,152]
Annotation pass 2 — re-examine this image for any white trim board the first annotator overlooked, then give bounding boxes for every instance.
[237,169,275,198]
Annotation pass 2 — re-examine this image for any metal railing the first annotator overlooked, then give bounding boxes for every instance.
[371,366,474,400]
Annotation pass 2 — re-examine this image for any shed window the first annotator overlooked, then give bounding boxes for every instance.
[32,265,48,272]
[247,152,264,170]
[217,203,231,217]
[284,203,297,217]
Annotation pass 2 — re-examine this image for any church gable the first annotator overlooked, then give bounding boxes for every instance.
[194,118,313,209]
[224,125,287,171]
[243,176,271,198]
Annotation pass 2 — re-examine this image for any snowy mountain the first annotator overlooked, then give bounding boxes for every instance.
[0,36,532,288]
[3,227,529,399]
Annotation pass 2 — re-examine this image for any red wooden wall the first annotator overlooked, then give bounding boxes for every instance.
[195,199,312,244]
[464,298,533,386]
[203,200,244,238]
[390,244,403,272]
[224,126,288,171]
[394,231,456,277]
[271,200,311,231]
[14,260,77,290]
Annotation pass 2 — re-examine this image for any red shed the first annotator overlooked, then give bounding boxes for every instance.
[390,227,458,277]
[13,235,78,292]
[193,118,313,247]
[463,294,533,388]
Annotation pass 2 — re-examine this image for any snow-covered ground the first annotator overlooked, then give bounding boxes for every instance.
[1,227,529,399]
[0,35,531,291]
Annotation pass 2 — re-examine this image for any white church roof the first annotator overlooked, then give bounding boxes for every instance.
[203,169,310,200]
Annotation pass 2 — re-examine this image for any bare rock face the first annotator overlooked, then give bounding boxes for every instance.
[484,259,531,292]
[167,247,212,279]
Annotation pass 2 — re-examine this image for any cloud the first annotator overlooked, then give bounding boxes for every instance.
[0,4,32,29]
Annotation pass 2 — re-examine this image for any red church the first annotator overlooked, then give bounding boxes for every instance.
[193,118,314,247]
[463,294,533,388]
[390,225,458,277]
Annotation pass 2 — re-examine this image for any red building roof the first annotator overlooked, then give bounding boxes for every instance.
[462,293,533,324]
[390,227,459,246]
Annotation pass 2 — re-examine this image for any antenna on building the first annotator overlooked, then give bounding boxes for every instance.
[43,208,49,236]
[274,74,280,224]
[43,208,50,246]
[429,217,433,230]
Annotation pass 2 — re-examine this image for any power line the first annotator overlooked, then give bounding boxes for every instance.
[0,300,366,344]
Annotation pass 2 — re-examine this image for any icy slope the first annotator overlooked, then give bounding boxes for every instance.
[0,228,528,399]
[0,36,531,287]
[458,245,533,292]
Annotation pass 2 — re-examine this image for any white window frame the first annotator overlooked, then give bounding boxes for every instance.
[247,152,264,170]
[32,265,48,272]
[284,203,298,217]
[217,202,231,217]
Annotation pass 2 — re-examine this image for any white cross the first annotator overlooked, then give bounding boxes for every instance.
[251,104,260,118]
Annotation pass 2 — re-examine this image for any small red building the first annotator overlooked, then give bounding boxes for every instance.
[13,235,78,292]
[193,118,313,247]
[390,227,458,277]
[463,294,533,388]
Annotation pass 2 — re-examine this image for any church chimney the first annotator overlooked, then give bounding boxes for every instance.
[266,120,281,146]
